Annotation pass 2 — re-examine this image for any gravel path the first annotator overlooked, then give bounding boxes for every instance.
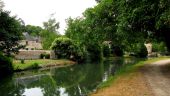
[143,59,170,96]
[91,59,170,96]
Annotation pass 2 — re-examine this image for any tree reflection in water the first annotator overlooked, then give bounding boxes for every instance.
[0,58,139,96]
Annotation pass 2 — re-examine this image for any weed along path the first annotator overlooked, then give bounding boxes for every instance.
[91,58,170,96]
[143,59,170,96]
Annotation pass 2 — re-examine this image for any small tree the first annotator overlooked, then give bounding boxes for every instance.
[51,37,86,62]
[51,37,76,59]
[41,15,60,49]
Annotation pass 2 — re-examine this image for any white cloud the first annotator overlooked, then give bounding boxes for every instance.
[3,0,96,34]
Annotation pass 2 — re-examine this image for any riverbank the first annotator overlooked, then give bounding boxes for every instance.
[90,57,170,96]
[13,59,76,71]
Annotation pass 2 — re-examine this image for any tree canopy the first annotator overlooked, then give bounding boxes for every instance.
[0,11,23,56]
[24,25,43,36]
[40,17,60,49]
[43,17,60,34]
[66,0,170,53]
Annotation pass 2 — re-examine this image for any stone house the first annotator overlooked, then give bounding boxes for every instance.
[20,32,42,50]
[15,32,56,60]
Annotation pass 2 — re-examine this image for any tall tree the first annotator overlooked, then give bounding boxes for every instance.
[0,11,23,56]
[41,16,60,49]
[116,0,170,50]
[43,17,60,34]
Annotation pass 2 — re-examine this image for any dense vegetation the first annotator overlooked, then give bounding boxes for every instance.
[51,37,86,62]
[0,52,13,77]
[65,0,169,60]
[0,0,169,77]
[0,1,23,76]
[24,17,60,50]
[0,11,23,56]
[40,17,60,49]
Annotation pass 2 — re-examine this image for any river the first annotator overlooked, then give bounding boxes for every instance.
[0,57,140,96]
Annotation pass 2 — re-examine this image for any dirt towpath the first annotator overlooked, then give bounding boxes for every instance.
[91,59,170,96]
[143,59,170,96]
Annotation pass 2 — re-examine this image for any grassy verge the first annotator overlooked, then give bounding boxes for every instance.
[98,57,170,88]
[13,59,76,71]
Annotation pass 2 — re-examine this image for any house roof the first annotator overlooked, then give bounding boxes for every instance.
[23,32,41,41]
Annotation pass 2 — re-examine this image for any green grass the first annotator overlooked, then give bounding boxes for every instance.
[13,59,75,71]
[98,57,170,88]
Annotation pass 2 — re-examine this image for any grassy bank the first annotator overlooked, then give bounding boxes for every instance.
[97,57,170,88]
[13,59,76,71]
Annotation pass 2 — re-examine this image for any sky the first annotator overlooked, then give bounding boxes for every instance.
[3,0,97,34]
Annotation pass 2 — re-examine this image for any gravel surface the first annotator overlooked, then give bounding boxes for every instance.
[91,59,170,96]
[143,59,170,96]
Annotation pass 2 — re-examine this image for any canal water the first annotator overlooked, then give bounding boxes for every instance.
[0,57,140,96]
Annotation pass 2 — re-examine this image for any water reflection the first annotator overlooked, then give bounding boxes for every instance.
[23,87,43,96]
[0,57,139,96]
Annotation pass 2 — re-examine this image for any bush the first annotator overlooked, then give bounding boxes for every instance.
[31,63,39,69]
[21,59,25,64]
[40,53,44,59]
[136,43,148,58]
[51,37,77,59]
[40,53,50,59]
[27,63,40,70]
[45,54,50,59]
[0,53,13,77]
[87,43,103,61]
[71,44,87,63]
[152,42,167,52]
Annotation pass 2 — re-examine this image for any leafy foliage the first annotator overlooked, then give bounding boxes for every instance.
[0,11,23,56]
[40,17,60,49]
[116,0,170,50]
[40,30,59,49]
[51,37,85,62]
[24,25,43,36]
[43,17,60,34]
[51,37,72,58]
[152,42,167,52]
[134,43,148,58]
[66,0,170,60]
[0,52,13,77]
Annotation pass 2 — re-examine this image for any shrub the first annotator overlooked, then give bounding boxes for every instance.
[21,59,25,64]
[136,43,148,58]
[71,44,87,63]
[0,52,13,77]
[27,63,40,69]
[40,53,44,59]
[51,37,87,62]
[86,43,103,61]
[152,42,167,52]
[51,37,77,59]
[45,54,50,59]
[40,53,50,59]
[31,63,39,69]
